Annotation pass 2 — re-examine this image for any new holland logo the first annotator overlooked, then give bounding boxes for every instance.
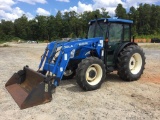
[64,45,73,48]
[79,42,88,46]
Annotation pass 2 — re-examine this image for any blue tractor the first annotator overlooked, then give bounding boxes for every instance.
[5,18,146,109]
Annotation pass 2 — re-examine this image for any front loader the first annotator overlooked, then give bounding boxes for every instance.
[5,18,146,109]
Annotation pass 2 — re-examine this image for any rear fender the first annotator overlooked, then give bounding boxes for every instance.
[114,42,137,64]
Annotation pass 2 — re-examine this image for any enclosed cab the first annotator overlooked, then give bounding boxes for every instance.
[88,18,134,69]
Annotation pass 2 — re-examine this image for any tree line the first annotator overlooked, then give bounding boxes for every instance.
[0,3,160,42]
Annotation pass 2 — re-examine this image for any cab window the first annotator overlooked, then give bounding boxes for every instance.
[109,23,123,42]
[124,24,130,41]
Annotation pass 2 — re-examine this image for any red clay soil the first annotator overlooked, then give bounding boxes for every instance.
[140,59,160,84]
[141,72,160,84]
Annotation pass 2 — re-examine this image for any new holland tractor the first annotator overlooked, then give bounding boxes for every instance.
[5,18,145,109]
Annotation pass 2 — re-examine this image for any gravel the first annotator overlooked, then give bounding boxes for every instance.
[0,43,159,120]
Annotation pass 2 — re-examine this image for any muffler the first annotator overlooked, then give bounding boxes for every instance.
[5,66,53,109]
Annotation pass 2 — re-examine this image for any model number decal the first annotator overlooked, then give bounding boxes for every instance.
[100,40,103,47]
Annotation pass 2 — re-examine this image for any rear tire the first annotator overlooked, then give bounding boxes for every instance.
[76,57,106,91]
[117,45,146,81]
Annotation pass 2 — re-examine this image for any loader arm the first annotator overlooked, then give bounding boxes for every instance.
[40,37,104,86]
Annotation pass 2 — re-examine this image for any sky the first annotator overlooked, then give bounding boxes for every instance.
[0,0,160,21]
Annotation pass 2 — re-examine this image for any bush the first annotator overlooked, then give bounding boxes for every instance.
[43,40,49,43]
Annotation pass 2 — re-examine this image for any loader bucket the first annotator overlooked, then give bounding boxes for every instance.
[5,66,52,109]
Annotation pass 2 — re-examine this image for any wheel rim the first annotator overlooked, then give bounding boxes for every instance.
[64,70,73,76]
[86,64,102,85]
[129,53,142,74]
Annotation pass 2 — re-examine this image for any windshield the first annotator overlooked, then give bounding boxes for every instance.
[88,21,107,38]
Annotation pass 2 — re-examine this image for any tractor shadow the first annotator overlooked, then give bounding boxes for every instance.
[60,79,83,92]
[60,72,124,93]
[104,73,124,83]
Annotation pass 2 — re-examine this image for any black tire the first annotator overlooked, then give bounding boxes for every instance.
[117,45,146,81]
[76,57,106,91]
[62,69,75,80]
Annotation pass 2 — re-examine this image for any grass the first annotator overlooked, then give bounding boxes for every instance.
[136,34,160,39]
[0,41,6,44]
[140,43,160,49]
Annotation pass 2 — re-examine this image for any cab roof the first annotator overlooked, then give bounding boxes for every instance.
[90,18,133,24]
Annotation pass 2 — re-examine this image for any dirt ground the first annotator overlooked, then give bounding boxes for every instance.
[0,43,159,120]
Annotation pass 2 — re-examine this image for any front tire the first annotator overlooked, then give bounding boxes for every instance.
[76,57,106,91]
[117,45,146,81]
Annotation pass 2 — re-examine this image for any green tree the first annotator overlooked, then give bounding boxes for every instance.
[128,6,139,35]
[0,20,15,41]
[47,15,56,41]
[1,3,160,42]
[137,3,151,35]
[150,5,160,34]
[62,12,72,38]
[14,14,28,40]
[35,15,48,40]
[101,8,110,18]
[54,11,63,39]
[115,4,128,19]
[68,11,79,37]
[0,22,6,41]
[28,19,39,40]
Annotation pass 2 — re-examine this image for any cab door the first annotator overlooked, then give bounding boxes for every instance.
[107,23,123,66]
